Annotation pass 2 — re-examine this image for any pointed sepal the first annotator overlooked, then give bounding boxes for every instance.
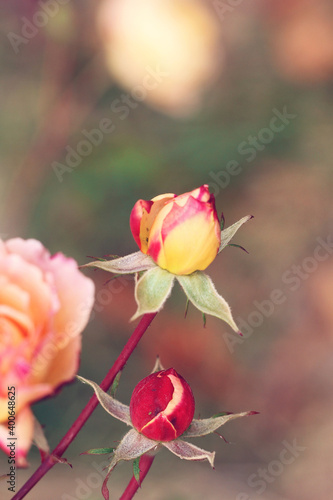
[163,439,215,468]
[101,429,159,500]
[133,457,141,485]
[183,411,258,438]
[176,272,240,332]
[81,251,156,274]
[77,376,131,425]
[150,356,165,373]
[219,215,253,253]
[131,267,175,321]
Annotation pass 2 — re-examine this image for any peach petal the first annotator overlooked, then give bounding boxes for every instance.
[48,253,95,339]
[39,334,81,389]
[0,406,35,468]
[0,237,95,464]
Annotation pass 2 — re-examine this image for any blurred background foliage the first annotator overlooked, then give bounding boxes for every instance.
[1,0,333,498]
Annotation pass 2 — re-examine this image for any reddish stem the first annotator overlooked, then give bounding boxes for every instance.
[119,453,156,500]
[13,312,157,500]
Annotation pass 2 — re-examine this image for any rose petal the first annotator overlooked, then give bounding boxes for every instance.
[0,406,35,468]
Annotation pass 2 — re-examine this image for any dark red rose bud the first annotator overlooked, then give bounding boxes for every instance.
[129,368,195,442]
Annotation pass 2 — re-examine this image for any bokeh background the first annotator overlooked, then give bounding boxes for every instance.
[1,0,333,499]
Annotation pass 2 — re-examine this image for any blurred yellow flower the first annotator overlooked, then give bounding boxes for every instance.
[97,0,223,116]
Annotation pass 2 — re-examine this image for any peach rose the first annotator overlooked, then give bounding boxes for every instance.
[0,238,95,466]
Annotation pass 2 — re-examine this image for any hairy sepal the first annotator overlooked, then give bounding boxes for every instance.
[183,411,257,438]
[77,376,131,425]
[131,267,175,321]
[163,439,215,468]
[176,272,240,332]
[219,215,253,253]
[81,251,156,274]
[102,429,159,500]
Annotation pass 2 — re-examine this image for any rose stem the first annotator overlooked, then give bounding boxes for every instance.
[13,312,158,500]
[119,453,156,500]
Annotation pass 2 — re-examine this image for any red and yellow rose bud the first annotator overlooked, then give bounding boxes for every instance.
[130,185,221,275]
[129,368,195,442]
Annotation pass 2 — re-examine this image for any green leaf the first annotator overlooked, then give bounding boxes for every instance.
[81,448,115,455]
[133,457,141,484]
[131,267,175,321]
[219,215,253,253]
[176,272,240,332]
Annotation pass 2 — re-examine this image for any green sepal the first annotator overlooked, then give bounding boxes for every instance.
[163,440,215,468]
[212,412,229,418]
[77,376,131,425]
[131,267,175,321]
[183,411,257,438]
[110,371,121,398]
[133,457,141,485]
[176,272,240,333]
[81,448,114,455]
[219,215,253,253]
[81,251,156,274]
[220,212,225,231]
[228,243,249,254]
[101,430,159,500]
[150,356,165,373]
[184,298,190,318]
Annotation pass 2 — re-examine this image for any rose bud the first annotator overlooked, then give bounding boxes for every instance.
[130,185,221,275]
[129,368,195,442]
[78,368,256,500]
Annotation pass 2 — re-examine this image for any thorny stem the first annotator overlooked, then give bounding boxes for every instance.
[13,313,158,500]
[119,453,156,500]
